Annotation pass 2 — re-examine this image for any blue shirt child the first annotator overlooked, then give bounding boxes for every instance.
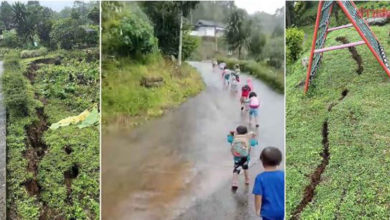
[252,170,285,220]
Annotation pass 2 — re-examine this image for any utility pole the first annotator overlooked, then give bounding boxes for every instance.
[178,9,183,66]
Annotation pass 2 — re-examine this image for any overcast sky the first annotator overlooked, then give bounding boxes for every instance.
[234,0,284,14]
[7,0,285,14]
[7,1,76,12]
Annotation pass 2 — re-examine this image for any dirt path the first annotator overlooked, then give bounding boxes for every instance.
[0,61,6,219]
[102,61,284,220]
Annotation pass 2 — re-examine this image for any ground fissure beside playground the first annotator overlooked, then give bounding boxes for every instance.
[286,24,390,219]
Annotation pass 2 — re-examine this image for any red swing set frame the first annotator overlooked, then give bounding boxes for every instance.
[304,0,390,93]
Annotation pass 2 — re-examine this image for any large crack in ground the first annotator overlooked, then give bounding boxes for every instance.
[335,37,363,75]
[22,60,63,219]
[291,89,349,219]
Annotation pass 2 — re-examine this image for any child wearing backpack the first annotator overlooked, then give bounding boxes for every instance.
[240,84,251,111]
[227,125,258,192]
[253,147,284,220]
[249,92,260,128]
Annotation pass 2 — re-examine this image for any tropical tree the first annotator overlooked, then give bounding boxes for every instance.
[247,30,266,61]
[0,1,14,30]
[225,8,251,59]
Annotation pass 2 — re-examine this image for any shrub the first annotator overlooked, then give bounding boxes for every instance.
[182,32,199,60]
[286,27,304,63]
[102,4,157,56]
[0,29,20,48]
[20,47,48,58]
[1,53,33,117]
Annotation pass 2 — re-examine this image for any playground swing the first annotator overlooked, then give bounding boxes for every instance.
[304,0,390,93]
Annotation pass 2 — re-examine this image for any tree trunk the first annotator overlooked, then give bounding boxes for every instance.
[178,10,183,66]
[238,46,241,59]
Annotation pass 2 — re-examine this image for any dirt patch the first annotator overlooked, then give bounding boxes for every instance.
[335,37,363,74]
[64,164,79,205]
[64,146,73,154]
[340,89,349,100]
[23,178,41,196]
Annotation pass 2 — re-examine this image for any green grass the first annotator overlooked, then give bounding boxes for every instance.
[286,23,390,219]
[102,54,204,129]
[216,57,284,93]
[3,49,99,219]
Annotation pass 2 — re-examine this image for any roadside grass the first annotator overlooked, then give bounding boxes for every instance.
[102,54,205,129]
[286,24,390,219]
[3,49,99,219]
[217,57,284,93]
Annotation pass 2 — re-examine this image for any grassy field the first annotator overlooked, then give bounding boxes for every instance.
[2,49,99,219]
[102,54,204,130]
[286,23,390,219]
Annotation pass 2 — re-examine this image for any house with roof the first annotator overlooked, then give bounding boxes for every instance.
[190,19,225,37]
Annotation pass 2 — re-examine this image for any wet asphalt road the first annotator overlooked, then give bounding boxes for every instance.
[0,61,6,219]
[102,61,284,220]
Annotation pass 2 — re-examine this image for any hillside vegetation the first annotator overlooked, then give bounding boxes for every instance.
[286,8,390,219]
[3,49,99,219]
[0,2,99,219]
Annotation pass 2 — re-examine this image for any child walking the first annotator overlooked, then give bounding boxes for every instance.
[249,91,260,128]
[223,67,231,86]
[240,84,251,111]
[253,147,284,220]
[227,125,258,192]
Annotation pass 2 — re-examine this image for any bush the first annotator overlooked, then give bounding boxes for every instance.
[50,19,98,50]
[182,32,199,60]
[20,48,48,58]
[0,29,20,48]
[102,4,157,56]
[1,52,33,117]
[286,27,304,63]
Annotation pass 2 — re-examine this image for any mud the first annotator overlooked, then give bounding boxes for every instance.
[23,178,41,196]
[335,37,363,74]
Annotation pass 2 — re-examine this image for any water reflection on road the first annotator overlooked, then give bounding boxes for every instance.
[102,61,284,220]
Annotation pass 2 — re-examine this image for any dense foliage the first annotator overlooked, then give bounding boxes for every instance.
[0,1,98,50]
[102,2,157,56]
[225,8,251,59]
